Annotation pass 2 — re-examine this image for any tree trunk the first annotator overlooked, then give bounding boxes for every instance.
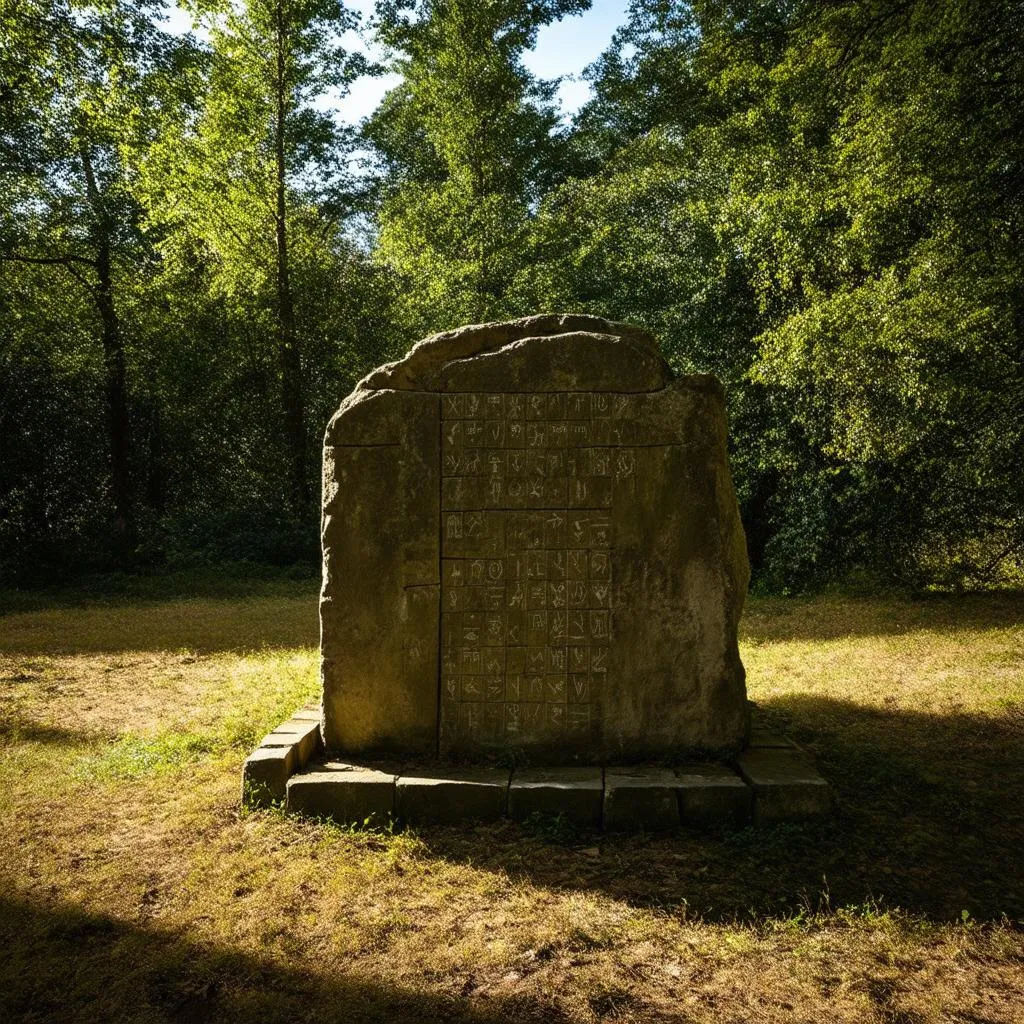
[275,2,308,512]
[81,146,133,553]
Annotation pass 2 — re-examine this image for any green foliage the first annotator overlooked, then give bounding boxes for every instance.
[366,0,590,333]
[517,0,1024,589]
[2,0,1021,590]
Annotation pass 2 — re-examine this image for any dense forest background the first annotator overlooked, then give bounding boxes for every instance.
[2,0,1021,591]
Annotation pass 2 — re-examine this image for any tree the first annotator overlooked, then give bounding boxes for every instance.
[522,0,1024,589]
[366,0,590,333]
[142,0,369,512]
[1,0,195,554]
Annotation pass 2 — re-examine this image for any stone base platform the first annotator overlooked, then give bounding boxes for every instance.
[242,709,831,831]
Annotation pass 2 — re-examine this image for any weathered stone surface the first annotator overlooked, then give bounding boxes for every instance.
[321,388,439,756]
[675,762,752,829]
[292,707,321,723]
[359,313,666,392]
[737,749,830,824]
[438,332,670,393]
[242,746,296,807]
[286,762,397,824]
[260,718,321,765]
[321,315,749,764]
[748,726,797,749]
[395,767,510,825]
[508,767,603,828]
[603,768,681,831]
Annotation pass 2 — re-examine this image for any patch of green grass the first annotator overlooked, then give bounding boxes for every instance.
[74,729,220,781]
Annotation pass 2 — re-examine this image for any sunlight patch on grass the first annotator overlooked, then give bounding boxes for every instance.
[74,730,218,781]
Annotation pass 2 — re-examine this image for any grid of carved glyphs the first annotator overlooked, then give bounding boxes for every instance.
[439,391,638,749]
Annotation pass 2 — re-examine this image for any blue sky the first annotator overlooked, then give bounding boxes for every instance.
[162,0,631,125]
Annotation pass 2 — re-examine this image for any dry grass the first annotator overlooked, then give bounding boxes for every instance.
[1,585,1022,1023]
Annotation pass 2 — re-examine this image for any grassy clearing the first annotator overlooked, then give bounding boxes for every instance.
[1,587,1022,1022]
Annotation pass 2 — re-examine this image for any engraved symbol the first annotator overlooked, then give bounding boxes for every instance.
[509,582,525,608]
[571,517,588,543]
[550,611,568,641]
[446,514,462,540]
[464,512,482,537]
[616,450,635,478]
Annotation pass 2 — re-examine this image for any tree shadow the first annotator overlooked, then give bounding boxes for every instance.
[0,895,572,1024]
[739,591,1024,642]
[0,717,108,747]
[0,596,319,656]
[414,696,1024,924]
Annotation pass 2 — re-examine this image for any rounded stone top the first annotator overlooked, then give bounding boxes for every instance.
[357,313,672,393]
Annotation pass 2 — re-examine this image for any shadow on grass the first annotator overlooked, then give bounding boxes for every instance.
[0,718,107,747]
[0,895,570,1024]
[414,696,1024,924]
[0,597,320,656]
[739,591,1024,643]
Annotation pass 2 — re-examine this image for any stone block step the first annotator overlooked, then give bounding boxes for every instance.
[737,748,831,824]
[396,767,510,825]
[243,707,829,829]
[242,712,323,809]
[604,767,681,831]
[676,762,753,829]
[286,762,397,824]
[508,767,603,828]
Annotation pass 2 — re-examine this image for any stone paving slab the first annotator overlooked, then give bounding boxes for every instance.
[748,725,798,749]
[604,767,681,831]
[675,762,752,829]
[396,767,510,825]
[737,748,830,824]
[508,767,604,828]
[242,746,297,807]
[259,718,321,765]
[286,762,397,825]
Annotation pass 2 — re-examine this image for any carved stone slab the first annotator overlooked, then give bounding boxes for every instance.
[320,314,750,762]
